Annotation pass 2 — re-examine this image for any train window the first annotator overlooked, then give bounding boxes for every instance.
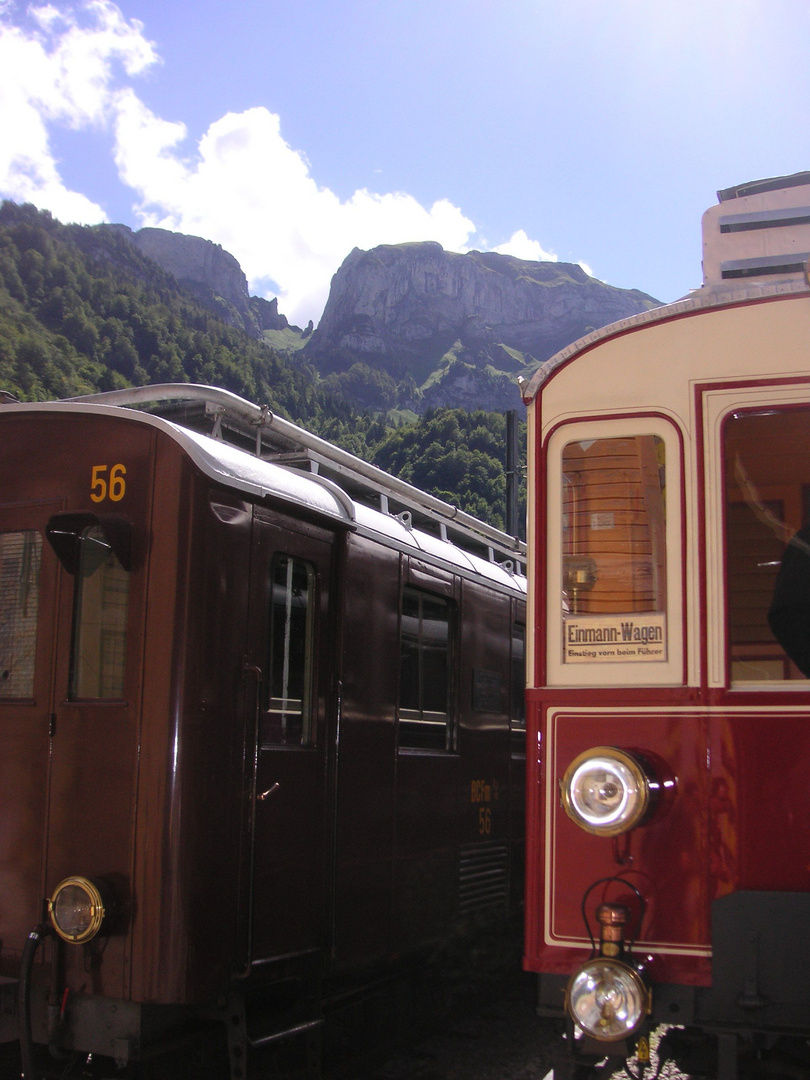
[399,587,454,751]
[547,418,683,686]
[511,623,525,731]
[0,531,42,700]
[70,525,130,699]
[263,555,315,746]
[724,407,810,683]
[561,434,667,662]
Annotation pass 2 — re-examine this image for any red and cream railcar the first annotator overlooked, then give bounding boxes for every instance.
[0,385,526,1078]
[522,172,810,1079]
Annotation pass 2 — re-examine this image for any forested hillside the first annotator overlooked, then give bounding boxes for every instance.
[0,201,525,536]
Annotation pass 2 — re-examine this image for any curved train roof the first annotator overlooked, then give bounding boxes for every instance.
[2,397,526,597]
[523,171,810,402]
[521,276,809,404]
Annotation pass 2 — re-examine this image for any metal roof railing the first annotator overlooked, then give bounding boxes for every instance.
[66,383,526,569]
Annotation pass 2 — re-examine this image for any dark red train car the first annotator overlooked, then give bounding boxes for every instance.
[523,172,810,1079]
[0,384,526,1077]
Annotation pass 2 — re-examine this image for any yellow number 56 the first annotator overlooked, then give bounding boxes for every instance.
[90,463,126,503]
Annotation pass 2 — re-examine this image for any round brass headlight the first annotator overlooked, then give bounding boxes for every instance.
[562,747,651,836]
[48,877,107,944]
[566,958,648,1041]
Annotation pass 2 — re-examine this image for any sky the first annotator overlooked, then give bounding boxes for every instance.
[0,0,808,330]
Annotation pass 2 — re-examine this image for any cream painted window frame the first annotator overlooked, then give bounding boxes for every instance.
[546,416,684,687]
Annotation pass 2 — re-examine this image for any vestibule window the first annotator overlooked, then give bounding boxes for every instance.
[725,407,810,683]
[399,587,454,751]
[0,531,42,700]
[561,434,667,665]
[263,555,315,746]
[71,525,129,699]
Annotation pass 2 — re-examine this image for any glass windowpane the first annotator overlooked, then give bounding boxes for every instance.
[71,526,129,699]
[0,531,42,699]
[263,555,315,746]
[511,623,525,730]
[399,587,452,750]
[725,408,810,682]
[561,435,667,664]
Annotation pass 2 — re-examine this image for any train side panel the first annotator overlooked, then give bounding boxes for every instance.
[0,396,527,1072]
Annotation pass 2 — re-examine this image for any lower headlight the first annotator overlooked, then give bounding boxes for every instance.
[566,958,648,1041]
[48,876,108,944]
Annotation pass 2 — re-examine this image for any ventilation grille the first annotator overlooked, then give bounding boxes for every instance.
[458,842,509,916]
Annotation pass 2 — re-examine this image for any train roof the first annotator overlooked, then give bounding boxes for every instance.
[520,275,810,403]
[522,171,810,403]
[1,389,525,595]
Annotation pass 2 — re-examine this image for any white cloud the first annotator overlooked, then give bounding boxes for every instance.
[0,0,157,222]
[494,230,597,280]
[0,1,570,326]
[494,229,557,263]
[119,104,478,326]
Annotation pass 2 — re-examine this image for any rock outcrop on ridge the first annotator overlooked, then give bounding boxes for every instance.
[302,242,660,411]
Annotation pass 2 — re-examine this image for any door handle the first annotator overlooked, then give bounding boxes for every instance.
[258,783,280,802]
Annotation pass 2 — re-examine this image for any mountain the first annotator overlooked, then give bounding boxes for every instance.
[74,225,659,415]
[102,224,309,342]
[303,242,661,412]
[115,226,661,415]
[0,201,323,417]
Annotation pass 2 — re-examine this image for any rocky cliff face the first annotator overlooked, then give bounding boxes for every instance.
[303,242,660,411]
[134,227,249,307]
[105,225,268,338]
[101,226,660,414]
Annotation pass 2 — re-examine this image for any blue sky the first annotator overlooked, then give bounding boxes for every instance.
[1,0,808,327]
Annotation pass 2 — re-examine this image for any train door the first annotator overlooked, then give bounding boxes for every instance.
[0,500,61,953]
[42,506,140,994]
[0,497,141,986]
[246,508,336,963]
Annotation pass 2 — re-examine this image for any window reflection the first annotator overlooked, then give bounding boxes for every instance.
[511,623,525,731]
[263,555,315,746]
[0,531,41,700]
[725,408,810,683]
[71,525,129,699]
[399,587,453,751]
[561,435,667,664]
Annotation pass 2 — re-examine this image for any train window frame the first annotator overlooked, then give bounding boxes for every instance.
[0,530,42,701]
[69,524,130,701]
[701,383,810,690]
[510,621,526,732]
[262,553,317,748]
[545,416,684,687]
[719,399,810,688]
[398,585,456,753]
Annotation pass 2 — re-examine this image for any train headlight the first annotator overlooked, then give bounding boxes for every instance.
[48,877,108,944]
[566,958,648,1041]
[561,747,651,836]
